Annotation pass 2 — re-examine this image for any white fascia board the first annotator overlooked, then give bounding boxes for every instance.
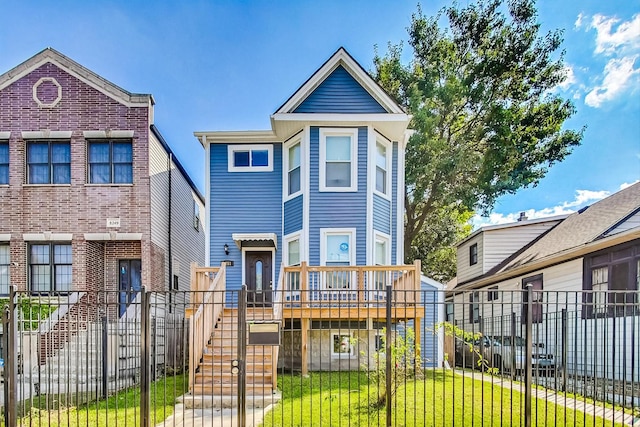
[194,130,279,147]
[276,48,405,115]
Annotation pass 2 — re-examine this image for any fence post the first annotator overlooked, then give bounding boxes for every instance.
[561,308,567,392]
[385,284,392,427]
[140,287,151,427]
[102,315,108,399]
[2,285,17,427]
[524,283,533,427]
[238,285,247,427]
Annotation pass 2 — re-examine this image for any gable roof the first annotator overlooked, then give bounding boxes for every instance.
[0,47,152,107]
[457,182,640,289]
[275,47,404,115]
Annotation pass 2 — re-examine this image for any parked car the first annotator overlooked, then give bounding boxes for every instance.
[455,335,500,371]
[488,335,555,376]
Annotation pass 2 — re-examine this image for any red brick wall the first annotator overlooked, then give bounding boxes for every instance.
[0,61,154,292]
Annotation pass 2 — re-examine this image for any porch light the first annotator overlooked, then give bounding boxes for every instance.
[224,244,229,255]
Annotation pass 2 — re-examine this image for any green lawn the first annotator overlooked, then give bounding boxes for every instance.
[6,373,187,427]
[261,371,626,427]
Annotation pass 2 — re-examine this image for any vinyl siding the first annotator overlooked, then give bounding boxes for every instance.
[419,280,443,367]
[284,195,303,235]
[373,194,391,235]
[149,134,205,308]
[294,66,387,114]
[482,221,562,271]
[457,236,484,283]
[209,143,283,294]
[308,127,367,265]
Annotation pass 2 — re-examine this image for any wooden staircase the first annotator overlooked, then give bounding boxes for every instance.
[191,307,277,397]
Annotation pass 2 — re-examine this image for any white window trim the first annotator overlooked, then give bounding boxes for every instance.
[319,128,358,192]
[283,231,303,266]
[283,137,303,200]
[373,231,391,266]
[330,332,356,358]
[320,228,356,266]
[372,135,392,200]
[228,144,273,172]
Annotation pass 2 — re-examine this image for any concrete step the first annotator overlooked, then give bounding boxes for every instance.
[179,391,281,409]
[195,371,272,384]
[191,382,273,396]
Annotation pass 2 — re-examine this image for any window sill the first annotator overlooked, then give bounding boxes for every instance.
[319,187,358,193]
[22,184,71,187]
[373,190,392,201]
[84,183,134,187]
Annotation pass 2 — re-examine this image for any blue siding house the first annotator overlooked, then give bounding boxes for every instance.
[194,48,443,372]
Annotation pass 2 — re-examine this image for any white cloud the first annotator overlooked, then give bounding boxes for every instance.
[558,65,577,90]
[585,56,640,107]
[472,187,614,228]
[591,14,640,54]
[619,180,640,190]
[578,13,640,108]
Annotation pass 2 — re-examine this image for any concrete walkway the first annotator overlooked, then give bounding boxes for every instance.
[457,370,640,426]
[154,403,274,427]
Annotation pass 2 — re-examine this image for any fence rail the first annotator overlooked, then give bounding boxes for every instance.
[1,286,638,426]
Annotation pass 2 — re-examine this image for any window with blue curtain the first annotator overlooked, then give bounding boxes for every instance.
[27,141,71,184]
[88,140,132,184]
[0,142,8,184]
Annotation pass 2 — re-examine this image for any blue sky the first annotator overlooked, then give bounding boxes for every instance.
[1,0,638,227]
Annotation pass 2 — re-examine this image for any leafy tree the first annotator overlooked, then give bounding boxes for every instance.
[374,0,583,279]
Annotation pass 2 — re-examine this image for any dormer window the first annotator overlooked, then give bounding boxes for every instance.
[228,144,273,172]
[319,128,357,192]
[469,243,478,265]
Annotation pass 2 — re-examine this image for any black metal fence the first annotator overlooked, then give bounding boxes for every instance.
[1,286,638,426]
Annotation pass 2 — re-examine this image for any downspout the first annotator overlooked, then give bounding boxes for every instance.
[168,153,173,291]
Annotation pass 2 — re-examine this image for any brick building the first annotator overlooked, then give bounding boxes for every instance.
[0,48,205,317]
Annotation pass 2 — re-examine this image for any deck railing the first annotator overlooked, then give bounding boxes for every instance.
[187,263,226,391]
[281,260,421,306]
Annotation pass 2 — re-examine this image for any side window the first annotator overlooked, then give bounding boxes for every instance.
[0,141,8,184]
[469,243,478,266]
[286,141,301,196]
[193,199,200,231]
[374,138,391,196]
[469,291,480,323]
[0,244,10,295]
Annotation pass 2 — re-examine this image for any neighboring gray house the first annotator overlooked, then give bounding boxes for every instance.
[448,182,640,381]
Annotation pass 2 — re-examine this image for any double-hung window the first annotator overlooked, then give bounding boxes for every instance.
[469,243,478,265]
[319,128,357,191]
[88,140,133,184]
[27,140,71,184]
[469,291,480,323]
[374,138,390,196]
[228,145,273,172]
[0,244,9,295]
[29,243,72,293]
[193,199,200,231]
[286,140,301,196]
[0,141,8,184]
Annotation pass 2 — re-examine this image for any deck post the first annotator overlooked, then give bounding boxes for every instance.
[301,261,308,307]
[358,267,365,303]
[413,259,421,303]
[301,317,309,376]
